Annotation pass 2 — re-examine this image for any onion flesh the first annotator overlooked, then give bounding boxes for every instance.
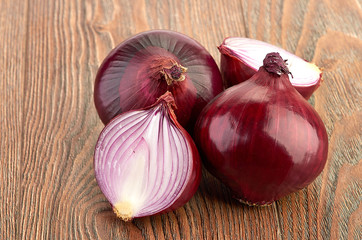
[195,52,328,205]
[94,92,201,220]
[218,37,322,99]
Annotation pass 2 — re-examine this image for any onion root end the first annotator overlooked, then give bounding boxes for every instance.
[113,201,134,221]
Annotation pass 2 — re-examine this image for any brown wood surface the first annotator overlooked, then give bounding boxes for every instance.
[0,0,361,239]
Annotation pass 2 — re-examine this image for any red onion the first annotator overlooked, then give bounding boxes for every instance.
[195,52,328,205]
[94,92,201,220]
[218,37,322,99]
[94,30,223,132]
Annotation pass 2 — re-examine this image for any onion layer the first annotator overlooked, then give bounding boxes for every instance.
[218,37,322,99]
[195,53,328,205]
[94,30,223,132]
[94,92,201,220]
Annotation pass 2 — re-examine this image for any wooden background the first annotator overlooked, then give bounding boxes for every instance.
[0,0,361,239]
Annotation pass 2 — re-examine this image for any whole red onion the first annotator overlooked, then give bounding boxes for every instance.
[94,30,223,132]
[94,92,201,220]
[218,37,322,99]
[195,52,328,205]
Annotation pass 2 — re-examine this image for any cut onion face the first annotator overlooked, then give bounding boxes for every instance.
[218,37,322,99]
[94,92,201,220]
[94,30,223,132]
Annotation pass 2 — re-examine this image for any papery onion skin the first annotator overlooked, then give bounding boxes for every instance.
[218,37,322,99]
[195,53,328,205]
[94,92,201,220]
[94,30,223,132]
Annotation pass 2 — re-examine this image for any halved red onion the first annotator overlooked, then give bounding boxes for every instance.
[195,53,328,205]
[94,30,223,132]
[218,37,322,99]
[94,92,201,220]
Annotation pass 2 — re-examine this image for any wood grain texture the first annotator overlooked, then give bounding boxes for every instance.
[0,0,28,239]
[0,0,360,239]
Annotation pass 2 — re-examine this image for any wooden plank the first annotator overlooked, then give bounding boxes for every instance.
[0,0,28,239]
[311,31,361,240]
[18,0,103,239]
[18,0,281,239]
[0,0,359,239]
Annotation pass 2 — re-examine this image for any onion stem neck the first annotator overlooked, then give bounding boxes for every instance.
[162,63,187,85]
[263,52,292,77]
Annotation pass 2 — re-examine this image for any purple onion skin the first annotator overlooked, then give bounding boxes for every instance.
[219,41,322,100]
[195,53,328,205]
[220,53,256,88]
[94,30,223,132]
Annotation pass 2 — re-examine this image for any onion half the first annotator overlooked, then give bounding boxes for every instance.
[94,92,201,220]
[94,30,223,132]
[195,53,328,205]
[218,37,322,99]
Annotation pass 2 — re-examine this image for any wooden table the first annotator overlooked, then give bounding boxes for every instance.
[1,0,361,239]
